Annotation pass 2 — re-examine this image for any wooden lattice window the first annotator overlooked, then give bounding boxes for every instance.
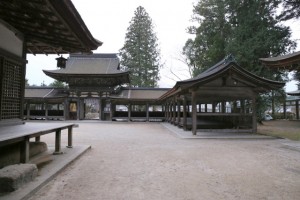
[1,58,22,120]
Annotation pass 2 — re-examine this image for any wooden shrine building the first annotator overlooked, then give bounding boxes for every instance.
[0,0,102,126]
[260,51,300,120]
[260,51,300,71]
[110,87,169,121]
[160,55,285,135]
[24,87,68,120]
[43,54,130,120]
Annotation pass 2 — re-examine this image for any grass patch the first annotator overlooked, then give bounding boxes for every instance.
[257,120,300,141]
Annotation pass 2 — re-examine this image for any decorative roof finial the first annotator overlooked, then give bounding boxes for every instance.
[224,54,236,63]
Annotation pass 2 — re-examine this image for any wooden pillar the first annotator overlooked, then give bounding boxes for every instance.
[128,103,131,121]
[172,100,176,124]
[283,101,287,119]
[165,102,168,121]
[296,100,299,120]
[183,96,187,130]
[212,102,216,113]
[53,129,63,154]
[191,91,197,135]
[110,102,114,120]
[20,136,30,163]
[77,97,80,120]
[177,98,181,125]
[146,103,149,121]
[99,95,102,121]
[167,102,170,122]
[64,99,68,120]
[222,101,226,113]
[252,96,257,133]
[67,126,73,148]
[45,102,48,120]
[35,136,40,142]
[168,102,171,122]
[26,102,30,120]
[241,100,245,114]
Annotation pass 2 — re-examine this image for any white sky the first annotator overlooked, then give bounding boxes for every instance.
[26,0,300,91]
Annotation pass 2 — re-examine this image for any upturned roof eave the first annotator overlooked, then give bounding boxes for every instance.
[43,70,130,77]
[0,0,102,54]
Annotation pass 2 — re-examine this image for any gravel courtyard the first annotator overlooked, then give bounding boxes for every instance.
[29,122,300,200]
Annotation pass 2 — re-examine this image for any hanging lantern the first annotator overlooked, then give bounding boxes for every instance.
[56,56,67,69]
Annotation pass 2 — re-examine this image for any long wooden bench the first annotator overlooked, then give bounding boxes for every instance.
[0,122,77,164]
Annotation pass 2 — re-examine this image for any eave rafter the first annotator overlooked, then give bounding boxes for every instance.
[0,0,102,54]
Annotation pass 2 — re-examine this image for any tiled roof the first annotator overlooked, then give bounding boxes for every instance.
[260,51,300,62]
[287,90,300,96]
[110,88,170,100]
[259,51,300,70]
[43,53,128,75]
[160,55,285,100]
[25,87,68,99]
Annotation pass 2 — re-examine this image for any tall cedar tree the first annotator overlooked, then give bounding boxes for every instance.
[183,0,296,120]
[278,0,300,87]
[119,6,161,87]
[278,0,300,21]
[183,0,231,76]
[183,0,295,77]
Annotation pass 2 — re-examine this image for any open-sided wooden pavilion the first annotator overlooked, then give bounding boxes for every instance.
[260,51,300,120]
[24,87,68,120]
[260,51,300,71]
[110,87,169,121]
[160,55,285,135]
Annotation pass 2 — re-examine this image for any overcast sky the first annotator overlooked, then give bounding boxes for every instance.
[26,0,300,91]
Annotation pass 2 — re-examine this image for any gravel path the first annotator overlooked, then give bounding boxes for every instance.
[28,122,300,200]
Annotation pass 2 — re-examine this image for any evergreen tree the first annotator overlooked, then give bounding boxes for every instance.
[183,0,296,77]
[119,6,162,87]
[278,0,300,21]
[226,0,295,75]
[183,0,231,76]
[48,80,67,88]
[25,78,30,87]
[184,0,296,119]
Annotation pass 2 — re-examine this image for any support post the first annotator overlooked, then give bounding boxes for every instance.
[20,136,30,163]
[172,100,176,124]
[45,102,48,120]
[67,126,73,148]
[128,103,131,121]
[64,99,68,120]
[53,129,63,154]
[283,101,287,119]
[252,96,257,133]
[77,98,80,120]
[26,102,30,120]
[177,98,181,125]
[146,103,149,121]
[183,96,187,130]
[296,100,299,120]
[35,136,40,142]
[99,95,102,121]
[192,91,197,135]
